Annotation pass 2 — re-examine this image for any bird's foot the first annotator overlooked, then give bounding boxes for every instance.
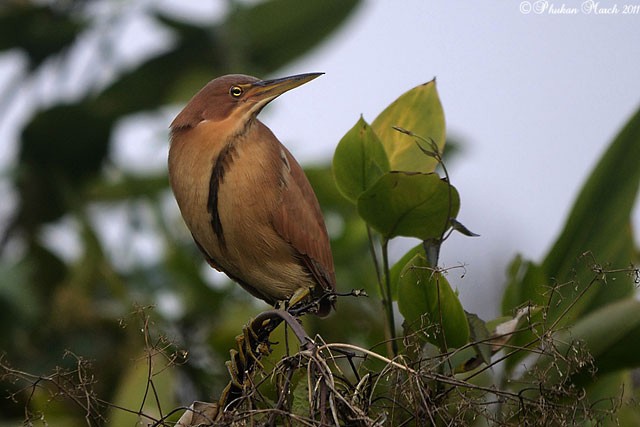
[234,324,268,370]
[218,315,282,410]
[288,286,312,308]
[275,287,321,317]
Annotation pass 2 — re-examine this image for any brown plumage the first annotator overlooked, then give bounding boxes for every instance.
[168,73,335,316]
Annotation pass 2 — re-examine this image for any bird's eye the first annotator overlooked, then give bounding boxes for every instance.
[229,86,243,98]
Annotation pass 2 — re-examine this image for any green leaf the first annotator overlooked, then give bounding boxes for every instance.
[397,254,469,349]
[500,255,548,371]
[450,218,480,237]
[357,171,459,240]
[541,107,640,325]
[371,79,445,173]
[389,243,423,300]
[451,312,494,373]
[290,370,311,418]
[501,254,548,316]
[466,312,493,367]
[333,116,390,203]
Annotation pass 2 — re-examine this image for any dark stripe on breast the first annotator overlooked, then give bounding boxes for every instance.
[207,142,236,248]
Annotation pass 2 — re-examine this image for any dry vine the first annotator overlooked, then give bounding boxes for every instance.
[2,264,639,426]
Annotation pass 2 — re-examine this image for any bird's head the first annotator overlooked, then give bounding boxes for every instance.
[170,72,323,134]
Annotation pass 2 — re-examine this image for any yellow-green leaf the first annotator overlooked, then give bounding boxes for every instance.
[371,79,445,173]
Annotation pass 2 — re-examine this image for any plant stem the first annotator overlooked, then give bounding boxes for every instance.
[366,228,394,357]
[366,226,383,294]
[381,239,398,357]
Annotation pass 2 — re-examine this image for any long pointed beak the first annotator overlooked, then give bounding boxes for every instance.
[247,72,323,102]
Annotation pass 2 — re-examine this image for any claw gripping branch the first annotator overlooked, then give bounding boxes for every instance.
[218,309,314,412]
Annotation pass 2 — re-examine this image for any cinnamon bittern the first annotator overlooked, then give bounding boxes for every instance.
[168,73,335,316]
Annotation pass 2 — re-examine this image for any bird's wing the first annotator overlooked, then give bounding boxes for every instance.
[272,145,336,295]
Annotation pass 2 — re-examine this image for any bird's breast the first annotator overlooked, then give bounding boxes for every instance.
[168,120,313,303]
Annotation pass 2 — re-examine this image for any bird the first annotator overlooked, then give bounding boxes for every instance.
[168,73,335,317]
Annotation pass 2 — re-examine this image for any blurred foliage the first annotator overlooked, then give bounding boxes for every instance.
[0,0,363,424]
[502,106,640,371]
[0,2,85,69]
[1,0,639,425]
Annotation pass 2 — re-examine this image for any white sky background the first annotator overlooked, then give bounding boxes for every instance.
[1,0,639,319]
